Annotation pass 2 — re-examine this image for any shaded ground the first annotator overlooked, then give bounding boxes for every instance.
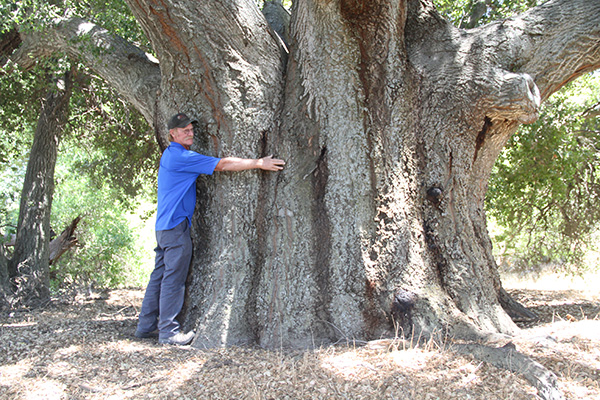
[0,285,599,399]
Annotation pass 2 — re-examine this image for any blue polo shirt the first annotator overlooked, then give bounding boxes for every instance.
[155,143,220,231]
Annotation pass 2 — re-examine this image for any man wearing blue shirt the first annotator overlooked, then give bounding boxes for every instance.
[135,113,285,346]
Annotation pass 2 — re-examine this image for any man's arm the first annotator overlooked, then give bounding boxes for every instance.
[214,155,285,172]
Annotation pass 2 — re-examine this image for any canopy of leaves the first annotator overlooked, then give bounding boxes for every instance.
[1,0,157,205]
[487,74,600,273]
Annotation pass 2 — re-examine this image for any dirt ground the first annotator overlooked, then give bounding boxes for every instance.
[1,284,599,400]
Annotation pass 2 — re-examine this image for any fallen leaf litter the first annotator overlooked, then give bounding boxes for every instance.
[0,288,598,399]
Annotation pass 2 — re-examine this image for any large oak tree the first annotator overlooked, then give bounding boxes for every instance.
[7,0,600,351]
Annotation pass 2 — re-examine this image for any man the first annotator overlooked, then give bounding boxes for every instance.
[135,113,285,345]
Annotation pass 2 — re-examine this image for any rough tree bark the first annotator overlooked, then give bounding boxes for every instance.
[9,0,600,349]
[6,70,73,306]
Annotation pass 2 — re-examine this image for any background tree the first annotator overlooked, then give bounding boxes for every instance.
[6,68,73,305]
[0,0,157,304]
[3,0,600,356]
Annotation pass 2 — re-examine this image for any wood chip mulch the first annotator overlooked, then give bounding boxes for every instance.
[0,287,598,399]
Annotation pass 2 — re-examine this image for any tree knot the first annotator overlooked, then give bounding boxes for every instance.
[426,186,443,206]
[391,289,418,337]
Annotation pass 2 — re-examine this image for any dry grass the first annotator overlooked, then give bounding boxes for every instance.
[0,274,599,399]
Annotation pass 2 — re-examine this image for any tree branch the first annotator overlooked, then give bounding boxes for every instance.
[10,17,161,125]
[491,0,600,101]
[407,0,599,125]
[123,0,285,145]
[49,216,81,265]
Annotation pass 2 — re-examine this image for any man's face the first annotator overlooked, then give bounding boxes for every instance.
[170,124,194,149]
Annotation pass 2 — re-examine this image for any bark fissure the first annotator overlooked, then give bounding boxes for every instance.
[473,116,492,164]
[311,146,335,340]
[244,128,279,343]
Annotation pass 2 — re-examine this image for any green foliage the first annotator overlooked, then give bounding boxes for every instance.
[0,68,42,162]
[72,0,150,49]
[255,0,292,11]
[1,0,148,43]
[0,0,60,33]
[1,142,155,289]
[1,0,157,288]
[65,74,158,206]
[487,74,600,274]
[0,157,26,241]
[434,0,539,28]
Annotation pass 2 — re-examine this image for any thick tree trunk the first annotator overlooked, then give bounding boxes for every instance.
[7,71,73,306]
[179,0,599,348]
[124,0,287,347]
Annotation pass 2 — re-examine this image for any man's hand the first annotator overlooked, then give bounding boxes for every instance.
[258,155,285,171]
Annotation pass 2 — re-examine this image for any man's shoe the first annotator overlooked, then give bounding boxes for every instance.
[158,331,195,346]
[134,330,159,339]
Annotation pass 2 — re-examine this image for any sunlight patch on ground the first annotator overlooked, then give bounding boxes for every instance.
[24,379,66,400]
[320,350,379,379]
[389,348,438,371]
[526,320,600,343]
[96,340,158,353]
[320,347,439,381]
[54,344,82,358]
[0,358,32,382]
[0,359,66,400]
[503,270,600,295]
[162,359,203,394]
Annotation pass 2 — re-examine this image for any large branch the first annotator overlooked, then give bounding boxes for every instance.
[123,0,285,146]
[10,17,161,125]
[406,0,599,127]
[49,216,81,265]
[487,0,600,101]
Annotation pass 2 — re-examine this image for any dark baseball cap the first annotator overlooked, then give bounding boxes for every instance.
[167,113,197,129]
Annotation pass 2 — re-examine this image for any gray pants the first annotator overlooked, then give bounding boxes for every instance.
[137,220,192,339]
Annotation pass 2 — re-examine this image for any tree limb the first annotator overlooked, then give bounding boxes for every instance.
[123,0,285,145]
[407,0,599,126]
[10,17,161,126]
[487,0,600,101]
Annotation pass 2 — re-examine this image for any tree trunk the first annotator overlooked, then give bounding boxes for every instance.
[7,70,73,306]
[0,251,9,308]
[178,0,600,348]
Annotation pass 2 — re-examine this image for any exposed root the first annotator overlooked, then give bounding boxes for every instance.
[453,342,565,400]
[366,327,565,400]
[498,286,539,322]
